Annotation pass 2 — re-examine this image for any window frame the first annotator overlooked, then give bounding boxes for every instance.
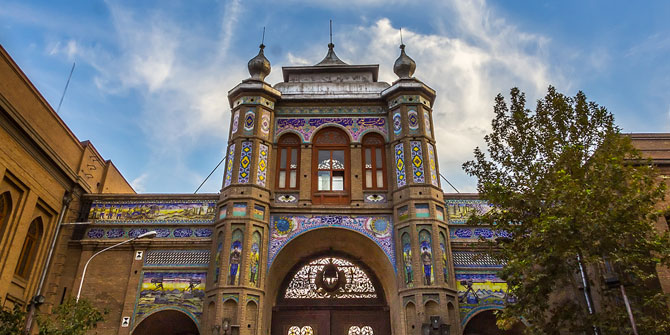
[311,128,350,204]
[276,133,301,190]
[15,217,42,279]
[361,133,387,190]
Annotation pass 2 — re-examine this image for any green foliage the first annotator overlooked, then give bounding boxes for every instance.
[37,298,106,335]
[463,86,670,334]
[0,305,25,335]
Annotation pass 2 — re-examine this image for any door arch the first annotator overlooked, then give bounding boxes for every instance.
[272,252,390,335]
[463,309,525,335]
[132,309,199,335]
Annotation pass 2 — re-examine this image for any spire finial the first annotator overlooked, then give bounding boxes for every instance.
[261,26,265,47]
[393,30,416,79]
[400,27,403,45]
[330,20,333,45]
[248,27,271,80]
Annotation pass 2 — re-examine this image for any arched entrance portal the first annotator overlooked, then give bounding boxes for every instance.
[271,253,390,335]
[132,309,199,335]
[463,310,525,335]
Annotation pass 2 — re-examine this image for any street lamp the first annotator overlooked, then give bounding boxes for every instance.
[76,230,157,302]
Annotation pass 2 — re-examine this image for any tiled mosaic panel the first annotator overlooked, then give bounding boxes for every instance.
[449,227,510,241]
[423,110,431,137]
[415,203,429,218]
[275,117,388,143]
[456,271,510,326]
[134,272,206,325]
[392,112,402,136]
[275,193,298,203]
[249,231,262,287]
[232,203,247,216]
[269,215,395,271]
[398,205,409,221]
[400,228,413,287]
[408,109,419,132]
[276,106,384,115]
[256,144,268,187]
[231,110,239,134]
[229,227,244,285]
[243,110,255,133]
[418,228,434,285]
[88,200,216,224]
[445,199,493,224]
[364,193,386,203]
[395,143,407,187]
[260,110,270,139]
[427,143,439,187]
[238,141,252,183]
[144,250,210,267]
[86,227,213,239]
[452,251,505,268]
[410,141,425,183]
[224,143,235,187]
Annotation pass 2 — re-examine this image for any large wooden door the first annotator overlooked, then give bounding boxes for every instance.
[272,255,390,335]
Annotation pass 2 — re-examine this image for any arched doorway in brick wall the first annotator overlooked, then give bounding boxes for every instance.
[132,309,199,335]
[463,309,525,335]
[271,252,391,335]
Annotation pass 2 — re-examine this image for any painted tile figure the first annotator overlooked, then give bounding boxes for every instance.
[135,272,206,321]
[401,232,413,287]
[419,229,434,285]
[439,232,448,281]
[250,231,261,287]
[215,233,223,283]
[229,229,244,285]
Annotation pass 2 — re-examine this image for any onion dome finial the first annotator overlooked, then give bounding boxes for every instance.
[393,44,416,79]
[248,44,271,81]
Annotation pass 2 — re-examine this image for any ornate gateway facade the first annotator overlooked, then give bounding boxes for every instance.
[46,44,523,335]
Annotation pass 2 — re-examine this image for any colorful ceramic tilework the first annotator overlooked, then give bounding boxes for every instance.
[392,112,402,136]
[86,227,213,239]
[222,294,239,302]
[260,110,270,139]
[276,106,384,115]
[231,110,239,134]
[453,251,504,268]
[388,95,431,109]
[456,271,510,326]
[410,141,425,183]
[229,227,244,285]
[395,143,407,187]
[219,205,227,220]
[134,272,206,325]
[423,110,431,137]
[415,203,430,218]
[408,109,419,132]
[249,231,262,287]
[253,205,265,220]
[439,231,448,281]
[364,193,386,203]
[398,205,409,221]
[418,228,434,285]
[232,203,246,217]
[275,193,298,203]
[224,143,235,187]
[445,199,493,224]
[400,229,413,287]
[275,117,388,143]
[88,200,216,224]
[435,205,444,221]
[244,110,255,132]
[247,294,260,304]
[233,96,274,109]
[268,215,395,271]
[427,143,439,187]
[238,141,252,183]
[449,227,510,241]
[256,143,268,187]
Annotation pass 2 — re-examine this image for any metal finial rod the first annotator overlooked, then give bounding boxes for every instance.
[400,28,403,45]
[329,20,333,44]
[261,27,265,45]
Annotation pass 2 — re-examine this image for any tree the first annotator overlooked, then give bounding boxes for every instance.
[463,86,670,334]
[1,306,25,335]
[37,298,106,335]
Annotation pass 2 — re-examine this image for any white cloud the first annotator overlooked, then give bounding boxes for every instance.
[130,173,148,193]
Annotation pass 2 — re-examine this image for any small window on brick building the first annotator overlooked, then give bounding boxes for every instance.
[15,217,43,279]
[362,133,386,190]
[312,127,350,204]
[276,134,301,189]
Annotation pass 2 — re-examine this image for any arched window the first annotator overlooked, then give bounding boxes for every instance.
[312,128,350,204]
[0,192,11,238]
[362,133,386,190]
[276,134,301,189]
[15,217,43,279]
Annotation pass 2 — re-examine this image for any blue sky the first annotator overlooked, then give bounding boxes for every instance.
[1,0,669,193]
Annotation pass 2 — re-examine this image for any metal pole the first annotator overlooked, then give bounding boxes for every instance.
[620,285,638,335]
[75,231,156,302]
[577,253,600,335]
